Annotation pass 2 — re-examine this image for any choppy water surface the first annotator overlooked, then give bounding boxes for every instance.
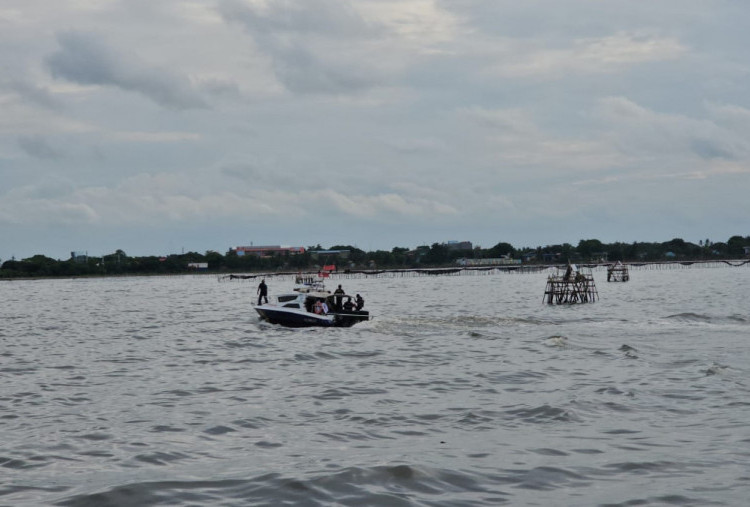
[1,267,749,506]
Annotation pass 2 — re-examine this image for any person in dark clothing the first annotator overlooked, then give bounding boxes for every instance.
[257,279,268,305]
[563,264,573,282]
[355,294,364,311]
[333,284,345,310]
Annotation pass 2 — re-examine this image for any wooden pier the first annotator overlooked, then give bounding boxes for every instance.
[218,259,749,283]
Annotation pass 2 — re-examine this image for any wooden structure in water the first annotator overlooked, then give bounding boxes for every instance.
[543,267,598,304]
[606,262,629,282]
[218,259,749,284]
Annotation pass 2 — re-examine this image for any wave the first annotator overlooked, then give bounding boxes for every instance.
[619,344,639,359]
[53,462,633,506]
[312,387,389,401]
[371,315,546,337]
[291,350,384,362]
[664,313,749,325]
[502,404,581,425]
[479,370,549,385]
[704,363,729,376]
[49,464,554,506]
[543,335,568,347]
[665,312,712,323]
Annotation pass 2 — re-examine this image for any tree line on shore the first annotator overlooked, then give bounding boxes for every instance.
[1,235,749,279]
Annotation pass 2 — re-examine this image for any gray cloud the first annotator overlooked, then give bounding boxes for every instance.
[220,163,264,184]
[269,43,380,94]
[8,80,63,110]
[689,138,736,160]
[17,135,63,160]
[594,97,750,166]
[45,31,207,109]
[218,0,379,38]
[217,0,387,94]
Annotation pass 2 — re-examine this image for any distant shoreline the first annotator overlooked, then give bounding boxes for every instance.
[4,258,749,282]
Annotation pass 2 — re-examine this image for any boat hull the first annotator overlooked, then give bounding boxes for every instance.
[254,306,369,328]
[331,310,370,328]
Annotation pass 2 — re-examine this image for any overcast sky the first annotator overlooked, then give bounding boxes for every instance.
[2,0,749,260]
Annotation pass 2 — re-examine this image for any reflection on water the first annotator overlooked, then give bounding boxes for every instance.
[1,268,749,506]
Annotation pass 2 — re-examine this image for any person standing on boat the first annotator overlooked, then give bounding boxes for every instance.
[333,284,345,310]
[355,294,364,311]
[257,279,268,305]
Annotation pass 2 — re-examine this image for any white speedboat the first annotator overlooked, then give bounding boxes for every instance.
[254,276,369,328]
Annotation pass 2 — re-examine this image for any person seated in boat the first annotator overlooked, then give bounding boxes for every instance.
[343,298,355,311]
[355,294,364,311]
[313,300,325,314]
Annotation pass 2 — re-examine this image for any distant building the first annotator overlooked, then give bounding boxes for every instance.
[456,257,521,266]
[444,240,473,251]
[187,262,208,270]
[232,245,305,257]
[743,246,750,257]
[310,249,350,259]
[70,251,88,263]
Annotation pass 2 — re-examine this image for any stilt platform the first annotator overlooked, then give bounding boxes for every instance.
[606,263,629,282]
[544,270,598,304]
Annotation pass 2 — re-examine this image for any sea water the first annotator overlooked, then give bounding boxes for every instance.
[1,267,749,506]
